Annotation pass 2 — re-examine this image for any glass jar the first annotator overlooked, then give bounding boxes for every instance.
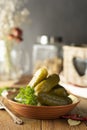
[0,40,30,81]
[32,35,63,75]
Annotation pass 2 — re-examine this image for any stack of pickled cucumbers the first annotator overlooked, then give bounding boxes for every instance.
[15,67,72,106]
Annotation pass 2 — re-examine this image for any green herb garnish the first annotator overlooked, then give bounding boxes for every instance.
[15,86,38,105]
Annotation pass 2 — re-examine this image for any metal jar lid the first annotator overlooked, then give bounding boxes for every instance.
[37,35,63,45]
[37,35,50,45]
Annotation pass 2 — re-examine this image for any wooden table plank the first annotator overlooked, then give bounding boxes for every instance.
[53,119,87,130]
[0,110,41,130]
[42,118,87,130]
[0,113,87,130]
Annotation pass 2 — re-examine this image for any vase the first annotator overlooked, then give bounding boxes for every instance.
[0,40,30,81]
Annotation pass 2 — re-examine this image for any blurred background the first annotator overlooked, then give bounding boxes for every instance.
[23,0,87,73]
[0,0,87,81]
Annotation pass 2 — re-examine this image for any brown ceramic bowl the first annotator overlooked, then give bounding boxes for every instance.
[6,93,79,119]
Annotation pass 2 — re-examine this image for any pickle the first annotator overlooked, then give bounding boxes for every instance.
[35,74,60,94]
[28,67,48,88]
[38,92,72,106]
[49,84,69,97]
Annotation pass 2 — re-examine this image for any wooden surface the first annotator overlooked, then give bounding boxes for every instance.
[0,75,87,130]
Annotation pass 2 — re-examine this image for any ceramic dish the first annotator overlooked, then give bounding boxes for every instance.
[60,82,87,99]
[6,92,80,119]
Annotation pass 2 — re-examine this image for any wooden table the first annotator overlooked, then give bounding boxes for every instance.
[0,75,87,130]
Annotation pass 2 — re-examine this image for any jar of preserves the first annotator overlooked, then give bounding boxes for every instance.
[32,35,63,75]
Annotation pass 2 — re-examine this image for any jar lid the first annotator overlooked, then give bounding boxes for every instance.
[37,35,50,45]
[37,35,63,45]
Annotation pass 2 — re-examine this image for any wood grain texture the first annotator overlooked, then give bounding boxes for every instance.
[0,111,41,130]
[0,111,87,130]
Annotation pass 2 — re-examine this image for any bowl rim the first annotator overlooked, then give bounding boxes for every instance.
[6,93,80,109]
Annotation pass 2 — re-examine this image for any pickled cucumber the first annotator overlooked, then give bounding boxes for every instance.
[38,92,72,106]
[35,74,60,94]
[28,67,48,88]
[49,84,69,97]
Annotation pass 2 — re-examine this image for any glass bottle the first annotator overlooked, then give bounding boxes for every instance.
[0,40,30,81]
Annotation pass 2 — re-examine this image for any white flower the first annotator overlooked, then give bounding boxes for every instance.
[0,0,30,39]
[21,8,30,16]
